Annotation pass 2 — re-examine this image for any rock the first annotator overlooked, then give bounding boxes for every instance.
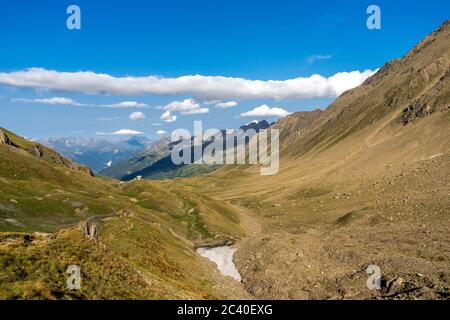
[387,277,404,293]
[69,201,83,208]
[32,145,44,157]
[74,208,83,215]
[81,220,98,241]
[272,204,281,208]
[250,286,263,296]
[0,130,15,146]
[33,232,52,240]
[9,199,18,204]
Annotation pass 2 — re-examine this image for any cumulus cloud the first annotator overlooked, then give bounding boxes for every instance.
[160,110,177,123]
[101,101,149,108]
[11,97,87,107]
[163,98,209,115]
[164,98,199,112]
[157,130,167,135]
[0,67,377,101]
[96,129,145,135]
[240,104,291,118]
[129,111,146,121]
[216,101,238,109]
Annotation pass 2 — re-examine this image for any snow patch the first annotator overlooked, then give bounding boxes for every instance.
[197,246,241,281]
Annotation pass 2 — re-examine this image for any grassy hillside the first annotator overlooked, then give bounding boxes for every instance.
[0,130,249,299]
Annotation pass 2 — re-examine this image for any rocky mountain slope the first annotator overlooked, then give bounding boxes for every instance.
[1,128,93,176]
[186,20,450,300]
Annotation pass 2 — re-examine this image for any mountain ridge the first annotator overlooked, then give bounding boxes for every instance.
[188,21,450,299]
[101,120,273,180]
[0,127,94,176]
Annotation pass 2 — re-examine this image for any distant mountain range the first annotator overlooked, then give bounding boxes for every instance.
[38,136,153,173]
[101,120,272,180]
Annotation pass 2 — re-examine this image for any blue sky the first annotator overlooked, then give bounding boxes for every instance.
[0,0,448,139]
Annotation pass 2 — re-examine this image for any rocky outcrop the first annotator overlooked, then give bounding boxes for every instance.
[78,166,95,177]
[0,129,16,147]
[401,69,450,124]
[0,127,95,176]
[80,220,99,241]
[31,145,44,157]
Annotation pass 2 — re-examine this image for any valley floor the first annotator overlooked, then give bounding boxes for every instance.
[201,153,450,299]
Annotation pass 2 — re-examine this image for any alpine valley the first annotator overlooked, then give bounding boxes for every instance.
[0,21,449,300]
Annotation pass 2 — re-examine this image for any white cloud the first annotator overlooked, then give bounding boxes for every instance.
[96,129,145,135]
[216,101,238,109]
[101,101,149,108]
[240,104,291,118]
[11,97,151,109]
[160,110,177,123]
[152,123,162,126]
[98,116,120,121]
[12,97,87,107]
[164,98,199,111]
[157,130,167,135]
[204,100,221,105]
[129,111,146,121]
[0,67,377,101]
[163,98,209,115]
[306,54,333,66]
[182,107,210,115]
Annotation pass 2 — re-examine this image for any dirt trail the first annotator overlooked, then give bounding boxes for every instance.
[231,203,263,237]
